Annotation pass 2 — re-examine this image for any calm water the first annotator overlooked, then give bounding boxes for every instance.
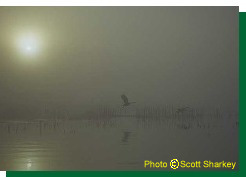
[0,115,238,170]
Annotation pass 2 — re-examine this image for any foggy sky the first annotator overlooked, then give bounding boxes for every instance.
[0,7,238,119]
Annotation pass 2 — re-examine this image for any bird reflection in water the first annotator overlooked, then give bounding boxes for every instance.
[121,131,132,143]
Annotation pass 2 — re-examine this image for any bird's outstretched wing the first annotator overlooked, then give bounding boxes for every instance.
[121,94,128,104]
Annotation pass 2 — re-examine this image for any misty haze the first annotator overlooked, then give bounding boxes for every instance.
[0,7,238,170]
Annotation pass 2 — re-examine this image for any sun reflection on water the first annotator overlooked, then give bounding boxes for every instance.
[26,159,32,170]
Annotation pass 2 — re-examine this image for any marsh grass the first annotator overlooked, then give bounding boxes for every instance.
[0,105,238,135]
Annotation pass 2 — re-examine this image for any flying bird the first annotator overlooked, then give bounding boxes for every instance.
[121,94,136,106]
[176,107,190,114]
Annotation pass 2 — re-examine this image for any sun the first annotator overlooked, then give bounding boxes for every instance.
[16,32,42,57]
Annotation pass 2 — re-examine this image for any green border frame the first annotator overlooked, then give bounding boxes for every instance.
[5,11,245,177]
